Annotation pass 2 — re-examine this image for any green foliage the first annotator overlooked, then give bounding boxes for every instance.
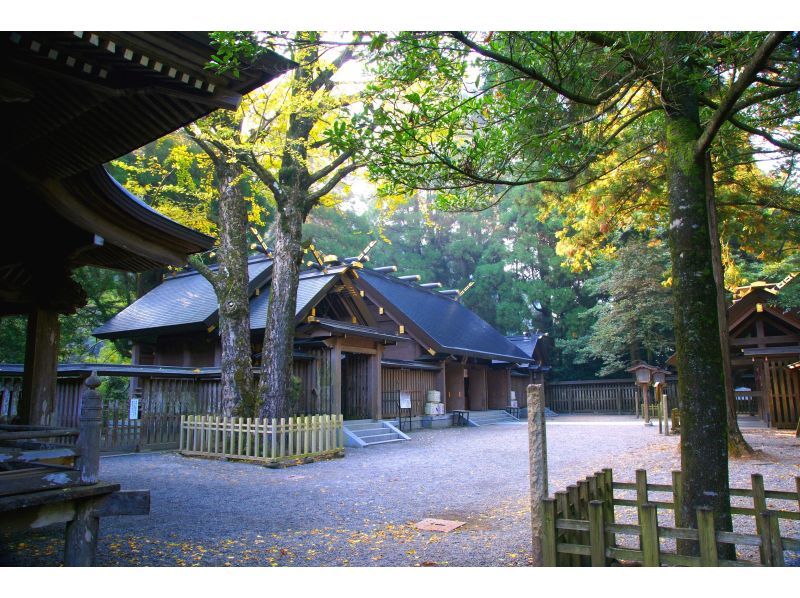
[563,239,675,376]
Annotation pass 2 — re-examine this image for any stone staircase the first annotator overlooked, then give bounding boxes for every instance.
[465,409,523,427]
[343,419,410,448]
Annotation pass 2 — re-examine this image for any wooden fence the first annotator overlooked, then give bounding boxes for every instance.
[545,379,678,414]
[543,468,800,566]
[179,414,344,465]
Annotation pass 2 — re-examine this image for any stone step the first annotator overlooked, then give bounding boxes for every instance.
[358,432,402,444]
[350,427,390,437]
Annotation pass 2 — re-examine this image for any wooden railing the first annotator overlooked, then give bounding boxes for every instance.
[542,468,800,566]
[179,414,344,465]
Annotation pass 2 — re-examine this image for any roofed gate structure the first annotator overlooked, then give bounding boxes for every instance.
[1,31,293,426]
[728,277,800,429]
[95,255,541,423]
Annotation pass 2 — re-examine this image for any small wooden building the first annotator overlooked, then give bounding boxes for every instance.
[728,278,800,429]
[95,257,538,419]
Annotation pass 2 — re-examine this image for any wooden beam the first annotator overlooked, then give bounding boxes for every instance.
[92,490,150,517]
[19,307,61,425]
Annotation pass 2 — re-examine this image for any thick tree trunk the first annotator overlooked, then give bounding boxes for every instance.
[663,65,732,556]
[704,154,753,457]
[214,161,257,417]
[191,160,256,417]
[258,201,305,419]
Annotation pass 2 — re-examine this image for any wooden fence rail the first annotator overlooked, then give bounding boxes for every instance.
[179,414,344,465]
[543,468,799,566]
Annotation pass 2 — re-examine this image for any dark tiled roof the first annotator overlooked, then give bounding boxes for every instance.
[248,270,340,330]
[94,257,273,338]
[358,269,530,363]
[506,334,542,358]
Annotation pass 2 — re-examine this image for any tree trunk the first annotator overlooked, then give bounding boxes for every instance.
[214,161,257,417]
[191,160,256,417]
[662,55,732,556]
[704,153,753,457]
[258,200,305,419]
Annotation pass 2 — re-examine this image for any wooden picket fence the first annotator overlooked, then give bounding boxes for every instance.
[543,468,800,566]
[179,414,344,465]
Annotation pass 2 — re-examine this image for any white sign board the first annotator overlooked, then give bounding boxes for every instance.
[129,398,139,420]
[399,392,412,409]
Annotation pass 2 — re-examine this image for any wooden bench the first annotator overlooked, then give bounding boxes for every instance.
[0,372,150,565]
[452,409,470,426]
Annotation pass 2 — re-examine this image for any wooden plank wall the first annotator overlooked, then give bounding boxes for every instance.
[381,367,439,417]
[298,348,333,416]
[767,359,800,428]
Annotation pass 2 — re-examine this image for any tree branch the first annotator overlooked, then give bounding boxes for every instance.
[184,126,221,167]
[306,162,364,206]
[449,31,615,106]
[695,32,789,158]
[308,149,355,185]
[189,254,219,290]
[237,150,284,204]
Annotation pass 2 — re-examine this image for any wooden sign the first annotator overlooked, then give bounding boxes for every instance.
[128,398,139,420]
[399,391,412,409]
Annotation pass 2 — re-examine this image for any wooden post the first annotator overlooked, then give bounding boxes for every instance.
[672,470,684,528]
[642,384,652,425]
[542,498,558,567]
[663,390,670,435]
[759,510,784,566]
[751,473,768,564]
[635,469,648,511]
[331,340,342,416]
[639,503,661,566]
[527,384,548,566]
[602,469,616,556]
[64,498,99,566]
[76,372,102,485]
[19,306,61,425]
[588,500,606,567]
[697,506,719,566]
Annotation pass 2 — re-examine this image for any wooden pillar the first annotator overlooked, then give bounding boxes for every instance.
[435,364,446,412]
[762,358,773,427]
[19,306,61,425]
[368,345,383,420]
[64,498,99,566]
[331,339,342,416]
[77,372,102,485]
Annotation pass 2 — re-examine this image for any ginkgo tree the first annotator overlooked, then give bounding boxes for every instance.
[360,31,800,554]
[204,31,373,419]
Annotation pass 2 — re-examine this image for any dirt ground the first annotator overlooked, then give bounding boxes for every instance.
[1,416,797,567]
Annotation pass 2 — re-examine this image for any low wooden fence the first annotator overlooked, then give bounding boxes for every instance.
[543,468,799,566]
[179,414,344,465]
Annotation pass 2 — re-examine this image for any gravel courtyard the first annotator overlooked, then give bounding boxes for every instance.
[2,417,798,567]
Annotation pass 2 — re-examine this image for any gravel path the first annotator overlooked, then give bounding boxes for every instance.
[2,417,798,567]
